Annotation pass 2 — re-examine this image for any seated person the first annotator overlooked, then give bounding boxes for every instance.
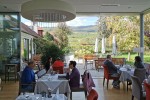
[134,56,144,69]
[67,61,80,88]
[104,55,120,88]
[52,57,64,73]
[44,56,52,72]
[21,61,35,91]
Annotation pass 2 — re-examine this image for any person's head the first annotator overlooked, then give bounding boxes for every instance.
[106,55,112,60]
[69,61,76,69]
[28,61,35,69]
[135,56,142,62]
[47,56,52,62]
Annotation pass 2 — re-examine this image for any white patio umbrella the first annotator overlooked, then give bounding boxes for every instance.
[112,35,117,55]
[101,36,105,54]
[94,38,99,54]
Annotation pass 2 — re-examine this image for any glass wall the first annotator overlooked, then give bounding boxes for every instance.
[0,13,21,75]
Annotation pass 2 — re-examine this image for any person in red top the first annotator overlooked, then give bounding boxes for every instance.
[52,57,64,74]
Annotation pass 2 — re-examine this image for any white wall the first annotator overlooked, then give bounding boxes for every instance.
[20,32,35,71]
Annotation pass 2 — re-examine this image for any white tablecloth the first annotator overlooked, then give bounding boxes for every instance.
[119,67,134,82]
[34,74,70,94]
[16,93,67,100]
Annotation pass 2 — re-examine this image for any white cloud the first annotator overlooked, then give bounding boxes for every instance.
[66,17,85,26]
[24,21,32,26]
[66,17,98,26]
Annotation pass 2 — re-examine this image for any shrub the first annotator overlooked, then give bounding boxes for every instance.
[41,43,64,65]
[34,38,66,65]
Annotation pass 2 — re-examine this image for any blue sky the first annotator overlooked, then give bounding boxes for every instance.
[21,16,99,26]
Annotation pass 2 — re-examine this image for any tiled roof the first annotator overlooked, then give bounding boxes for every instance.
[21,23,40,38]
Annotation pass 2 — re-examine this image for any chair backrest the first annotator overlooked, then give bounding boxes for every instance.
[103,65,109,79]
[82,70,95,93]
[144,82,150,100]
[131,75,143,100]
[134,68,146,84]
[52,67,64,74]
[87,89,98,100]
[37,69,46,78]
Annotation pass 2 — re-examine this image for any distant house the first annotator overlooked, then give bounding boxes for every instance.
[21,23,41,61]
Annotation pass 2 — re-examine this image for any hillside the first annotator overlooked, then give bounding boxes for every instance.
[42,25,98,33]
[70,25,98,32]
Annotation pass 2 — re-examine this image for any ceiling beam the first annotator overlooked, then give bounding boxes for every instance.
[76,12,140,16]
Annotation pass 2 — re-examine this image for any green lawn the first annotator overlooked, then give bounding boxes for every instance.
[114,53,150,65]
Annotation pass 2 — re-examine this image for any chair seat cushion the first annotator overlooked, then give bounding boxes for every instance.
[71,84,85,92]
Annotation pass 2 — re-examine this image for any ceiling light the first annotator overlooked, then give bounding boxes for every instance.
[21,0,76,22]
[101,4,120,7]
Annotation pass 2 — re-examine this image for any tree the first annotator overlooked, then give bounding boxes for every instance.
[41,43,64,64]
[33,37,65,64]
[33,38,52,54]
[104,16,141,60]
[57,22,73,35]
[43,32,54,41]
[97,16,112,39]
[51,22,72,53]
[144,13,150,49]
[97,16,112,54]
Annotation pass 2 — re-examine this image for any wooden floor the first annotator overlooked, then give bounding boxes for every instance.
[0,78,133,100]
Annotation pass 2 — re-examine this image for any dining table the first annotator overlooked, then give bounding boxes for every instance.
[119,65,135,90]
[34,73,71,100]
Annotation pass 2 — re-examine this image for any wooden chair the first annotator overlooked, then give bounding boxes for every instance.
[131,75,146,100]
[5,64,17,83]
[17,71,35,95]
[102,65,120,89]
[52,66,64,74]
[144,82,150,100]
[87,89,98,100]
[95,58,105,71]
[84,55,98,70]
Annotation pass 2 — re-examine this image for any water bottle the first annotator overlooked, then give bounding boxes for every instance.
[47,88,52,98]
